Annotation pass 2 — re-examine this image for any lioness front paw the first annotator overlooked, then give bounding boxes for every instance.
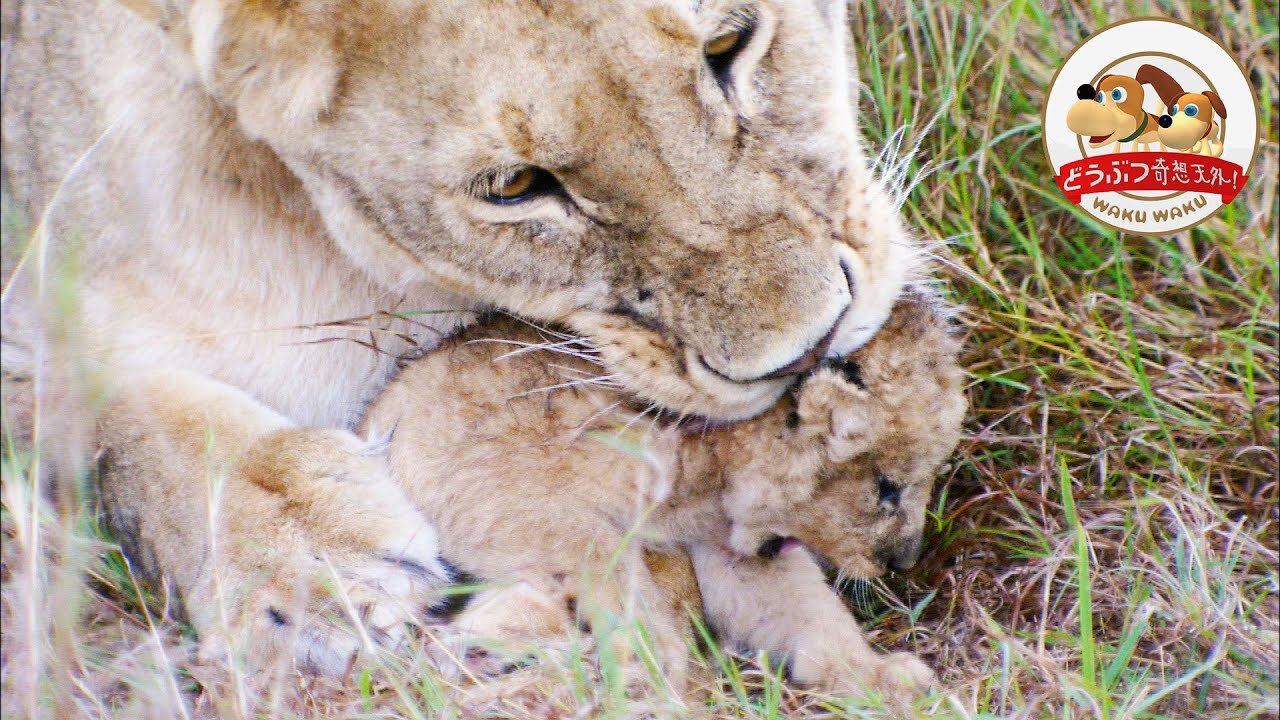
[197,428,452,675]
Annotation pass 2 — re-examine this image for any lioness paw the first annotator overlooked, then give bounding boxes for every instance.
[198,428,452,676]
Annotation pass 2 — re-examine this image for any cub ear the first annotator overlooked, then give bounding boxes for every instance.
[795,370,878,463]
[118,0,340,141]
[1202,91,1227,118]
[1135,64,1185,107]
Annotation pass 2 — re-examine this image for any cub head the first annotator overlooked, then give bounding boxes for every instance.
[129,0,916,420]
[715,296,966,577]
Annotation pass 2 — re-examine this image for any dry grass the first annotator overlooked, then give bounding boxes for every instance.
[2,0,1277,718]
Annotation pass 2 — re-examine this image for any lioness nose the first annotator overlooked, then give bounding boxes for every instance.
[877,536,923,572]
[1158,115,1173,128]
[751,259,854,381]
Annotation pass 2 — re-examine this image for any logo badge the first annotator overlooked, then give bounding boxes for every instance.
[1044,18,1258,235]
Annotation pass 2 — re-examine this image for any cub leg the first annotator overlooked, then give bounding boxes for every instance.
[97,369,450,675]
[689,542,933,696]
[448,549,692,693]
[643,546,702,642]
[582,550,691,695]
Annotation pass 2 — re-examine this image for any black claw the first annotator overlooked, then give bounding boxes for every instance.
[757,534,786,559]
[381,554,436,580]
[837,358,864,388]
[427,557,479,619]
[436,555,464,583]
[266,606,289,627]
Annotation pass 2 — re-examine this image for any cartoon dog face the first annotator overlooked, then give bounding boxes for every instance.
[1064,65,1181,151]
[1157,91,1227,150]
[1066,75,1147,147]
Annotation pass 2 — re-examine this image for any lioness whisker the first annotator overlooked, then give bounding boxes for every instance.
[510,375,621,399]
[470,337,604,365]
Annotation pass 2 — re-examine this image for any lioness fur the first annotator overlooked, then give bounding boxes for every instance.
[4,0,924,670]
[360,294,967,695]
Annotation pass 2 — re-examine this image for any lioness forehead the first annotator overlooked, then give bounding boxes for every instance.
[350,0,824,181]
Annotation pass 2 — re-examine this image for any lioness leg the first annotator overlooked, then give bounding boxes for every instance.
[689,543,933,696]
[97,369,449,674]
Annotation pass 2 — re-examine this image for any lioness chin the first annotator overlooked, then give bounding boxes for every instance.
[4,0,923,673]
[359,293,966,697]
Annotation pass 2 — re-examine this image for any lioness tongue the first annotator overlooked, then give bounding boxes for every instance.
[1089,134,1112,143]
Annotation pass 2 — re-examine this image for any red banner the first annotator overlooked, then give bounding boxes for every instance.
[1053,152,1248,204]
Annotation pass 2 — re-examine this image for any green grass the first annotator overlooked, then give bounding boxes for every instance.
[2,0,1277,718]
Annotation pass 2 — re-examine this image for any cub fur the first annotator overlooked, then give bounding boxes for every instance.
[360,293,967,695]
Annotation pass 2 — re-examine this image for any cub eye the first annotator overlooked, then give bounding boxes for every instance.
[1110,87,1127,103]
[875,471,901,512]
[1096,91,1105,104]
[705,14,755,82]
[479,167,559,205]
[1170,103,1180,115]
[1185,104,1199,117]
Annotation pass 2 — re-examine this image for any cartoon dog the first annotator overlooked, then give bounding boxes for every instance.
[1156,91,1227,157]
[1065,64,1182,153]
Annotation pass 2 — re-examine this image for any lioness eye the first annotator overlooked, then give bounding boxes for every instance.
[705,13,755,82]
[479,167,559,205]
[705,29,742,57]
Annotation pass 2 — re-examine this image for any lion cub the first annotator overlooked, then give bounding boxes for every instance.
[360,294,966,696]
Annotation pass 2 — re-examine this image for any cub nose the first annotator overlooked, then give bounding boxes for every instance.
[876,535,924,572]
[1158,115,1173,128]
[1076,83,1097,100]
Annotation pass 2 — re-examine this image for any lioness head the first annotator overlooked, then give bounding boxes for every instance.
[136,0,915,420]
[714,296,966,577]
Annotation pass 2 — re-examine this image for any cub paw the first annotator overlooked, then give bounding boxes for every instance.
[795,649,934,701]
[872,651,935,695]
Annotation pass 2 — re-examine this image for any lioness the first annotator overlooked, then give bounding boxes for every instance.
[360,294,966,695]
[3,0,920,669]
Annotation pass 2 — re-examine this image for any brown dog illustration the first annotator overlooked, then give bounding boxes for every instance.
[1065,64,1182,152]
[1156,91,1227,157]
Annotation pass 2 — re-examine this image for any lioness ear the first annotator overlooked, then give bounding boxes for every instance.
[118,0,340,141]
[192,0,340,140]
[115,0,181,24]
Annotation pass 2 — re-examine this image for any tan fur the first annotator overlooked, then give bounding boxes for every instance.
[360,295,966,696]
[3,0,921,670]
